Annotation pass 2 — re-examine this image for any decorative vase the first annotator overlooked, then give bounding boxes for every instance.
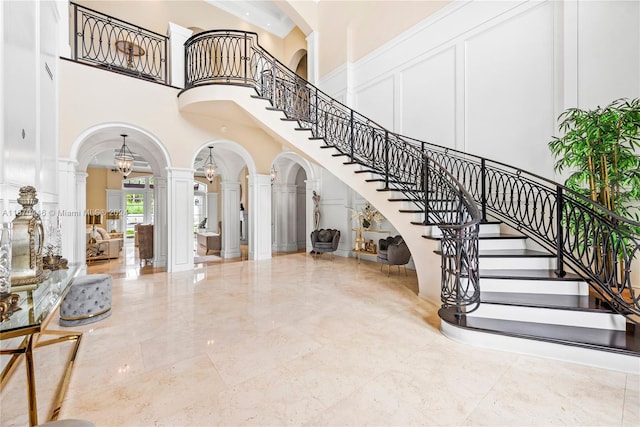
[0,222,12,296]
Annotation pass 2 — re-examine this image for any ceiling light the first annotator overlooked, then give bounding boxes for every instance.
[204,146,217,183]
[114,134,134,178]
[270,164,278,184]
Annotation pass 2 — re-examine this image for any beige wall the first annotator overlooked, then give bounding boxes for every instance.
[59,61,283,173]
[315,1,450,77]
[86,167,108,228]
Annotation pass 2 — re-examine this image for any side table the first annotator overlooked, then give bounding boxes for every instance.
[0,264,83,426]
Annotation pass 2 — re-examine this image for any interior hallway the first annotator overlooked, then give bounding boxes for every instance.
[1,246,638,426]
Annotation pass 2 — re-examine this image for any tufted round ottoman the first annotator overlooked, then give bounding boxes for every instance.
[59,274,112,327]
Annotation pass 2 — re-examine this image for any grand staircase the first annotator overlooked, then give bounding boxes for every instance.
[37,13,612,374]
[173,30,640,373]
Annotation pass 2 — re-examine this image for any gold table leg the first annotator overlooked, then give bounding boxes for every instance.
[0,330,82,426]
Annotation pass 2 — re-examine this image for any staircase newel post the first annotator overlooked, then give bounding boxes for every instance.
[384,130,389,190]
[480,158,488,223]
[555,185,566,277]
[350,110,354,163]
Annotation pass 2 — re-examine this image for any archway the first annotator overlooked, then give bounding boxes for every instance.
[191,139,268,260]
[289,48,308,80]
[271,151,319,254]
[68,123,171,269]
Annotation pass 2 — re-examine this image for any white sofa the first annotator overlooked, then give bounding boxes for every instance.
[86,227,121,260]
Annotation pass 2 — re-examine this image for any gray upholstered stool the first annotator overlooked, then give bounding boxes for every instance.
[39,420,96,427]
[59,274,112,327]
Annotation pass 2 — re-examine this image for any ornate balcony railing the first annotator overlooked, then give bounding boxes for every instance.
[71,2,168,84]
[183,30,639,321]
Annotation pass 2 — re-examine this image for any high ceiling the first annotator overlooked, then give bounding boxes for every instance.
[205,0,296,38]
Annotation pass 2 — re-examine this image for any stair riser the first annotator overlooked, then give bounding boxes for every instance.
[478,239,526,251]
[479,278,589,295]
[480,257,556,270]
[469,304,627,331]
[435,238,527,252]
[425,223,501,238]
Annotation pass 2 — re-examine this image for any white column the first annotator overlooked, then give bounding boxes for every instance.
[167,22,193,88]
[305,31,319,85]
[57,158,80,264]
[305,179,320,253]
[167,168,193,272]
[221,181,241,259]
[75,170,87,266]
[248,174,272,260]
[280,184,298,252]
[154,176,168,268]
[206,192,218,232]
[56,0,70,59]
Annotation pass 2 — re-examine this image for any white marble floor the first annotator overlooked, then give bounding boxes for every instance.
[1,248,639,426]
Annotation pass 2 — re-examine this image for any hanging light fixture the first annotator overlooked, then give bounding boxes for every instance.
[270,164,278,184]
[114,134,134,178]
[204,146,217,183]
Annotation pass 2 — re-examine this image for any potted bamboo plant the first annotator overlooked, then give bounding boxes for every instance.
[548,97,640,281]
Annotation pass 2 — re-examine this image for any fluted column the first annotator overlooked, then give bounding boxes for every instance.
[154,176,168,268]
[58,158,81,264]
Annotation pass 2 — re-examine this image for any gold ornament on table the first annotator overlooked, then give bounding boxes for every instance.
[347,203,384,230]
[347,203,384,252]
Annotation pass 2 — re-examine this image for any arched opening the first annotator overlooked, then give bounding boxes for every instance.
[271,151,319,254]
[71,123,171,270]
[289,48,308,80]
[191,140,263,261]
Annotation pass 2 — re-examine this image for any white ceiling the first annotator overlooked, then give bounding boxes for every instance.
[205,0,296,38]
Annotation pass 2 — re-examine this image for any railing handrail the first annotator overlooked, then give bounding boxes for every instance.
[69,2,168,39]
[182,29,638,320]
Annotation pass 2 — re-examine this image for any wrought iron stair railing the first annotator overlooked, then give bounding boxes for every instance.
[182,30,640,322]
[71,2,168,84]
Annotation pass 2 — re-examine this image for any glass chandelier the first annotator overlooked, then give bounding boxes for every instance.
[114,134,134,178]
[270,164,278,184]
[204,146,217,183]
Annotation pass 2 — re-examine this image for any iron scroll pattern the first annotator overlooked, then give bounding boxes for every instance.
[183,30,639,320]
[71,2,168,84]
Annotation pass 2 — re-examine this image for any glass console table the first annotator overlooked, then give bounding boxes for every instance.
[0,263,82,426]
[352,228,391,262]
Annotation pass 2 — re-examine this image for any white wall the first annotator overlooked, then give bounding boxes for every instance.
[319,0,640,179]
[1,0,60,226]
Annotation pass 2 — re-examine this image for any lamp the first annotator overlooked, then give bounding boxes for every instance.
[203,146,217,183]
[115,134,134,177]
[106,211,121,233]
[270,165,278,184]
[86,213,102,244]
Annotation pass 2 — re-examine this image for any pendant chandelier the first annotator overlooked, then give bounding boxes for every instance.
[114,134,134,178]
[204,146,217,183]
[270,164,278,184]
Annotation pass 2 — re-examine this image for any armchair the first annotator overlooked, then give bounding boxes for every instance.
[377,235,411,275]
[310,229,340,259]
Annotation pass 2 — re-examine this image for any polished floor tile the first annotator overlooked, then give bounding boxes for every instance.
[1,241,638,426]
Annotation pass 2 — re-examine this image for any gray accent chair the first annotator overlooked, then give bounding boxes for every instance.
[377,235,411,275]
[310,229,341,259]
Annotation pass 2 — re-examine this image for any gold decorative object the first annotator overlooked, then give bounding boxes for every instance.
[0,292,21,322]
[11,186,48,287]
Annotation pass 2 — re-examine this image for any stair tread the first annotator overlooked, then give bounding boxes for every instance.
[439,308,640,356]
[480,292,613,313]
[480,269,583,281]
[434,249,553,258]
[422,232,526,240]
